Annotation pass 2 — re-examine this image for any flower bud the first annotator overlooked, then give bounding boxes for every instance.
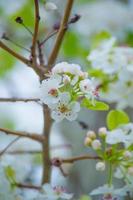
[91,139,101,150]
[84,137,92,147]
[98,127,107,137]
[123,151,132,160]
[96,162,105,171]
[15,17,23,24]
[128,167,133,176]
[86,130,96,140]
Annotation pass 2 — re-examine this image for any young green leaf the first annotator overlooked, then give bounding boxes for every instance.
[107,110,130,130]
[81,98,109,111]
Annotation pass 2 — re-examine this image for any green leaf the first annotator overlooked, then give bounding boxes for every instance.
[81,99,109,111]
[107,110,130,130]
[4,166,16,184]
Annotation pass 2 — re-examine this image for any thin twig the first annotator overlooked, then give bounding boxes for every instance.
[0,136,21,156]
[16,182,41,190]
[61,155,101,163]
[48,0,74,67]
[0,98,40,103]
[5,150,41,155]
[0,127,45,143]
[31,0,40,64]
[40,30,58,46]
[51,155,101,166]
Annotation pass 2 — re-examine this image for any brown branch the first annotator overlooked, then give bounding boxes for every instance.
[0,41,31,66]
[31,0,40,64]
[48,0,74,67]
[0,40,46,79]
[0,127,45,143]
[16,182,41,190]
[61,155,101,163]
[42,104,52,184]
[51,155,101,166]
[5,150,41,155]
[0,136,20,156]
[0,98,40,103]
[37,41,45,66]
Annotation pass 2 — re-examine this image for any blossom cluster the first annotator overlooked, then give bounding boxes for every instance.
[87,36,133,108]
[29,184,73,200]
[40,62,98,122]
[84,123,133,198]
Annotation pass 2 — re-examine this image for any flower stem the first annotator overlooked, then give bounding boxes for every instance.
[108,163,113,187]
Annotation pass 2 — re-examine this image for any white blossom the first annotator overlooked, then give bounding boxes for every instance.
[86,130,96,140]
[90,184,126,197]
[33,184,73,200]
[40,76,61,105]
[98,127,107,137]
[84,137,92,147]
[52,62,83,77]
[79,79,98,101]
[106,129,127,145]
[96,162,106,171]
[91,139,101,150]
[49,92,80,122]
[123,151,132,160]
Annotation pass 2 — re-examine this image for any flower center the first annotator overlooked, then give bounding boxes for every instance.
[58,104,70,113]
[48,89,58,97]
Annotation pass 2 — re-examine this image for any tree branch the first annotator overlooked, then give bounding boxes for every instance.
[0,127,45,143]
[0,40,46,79]
[51,155,101,166]
[31,0,40,64]
[16,182,41,190]
[0,97,40,103]
[0,41,31,66]
[48,0,74,67]
[42,104,52,184]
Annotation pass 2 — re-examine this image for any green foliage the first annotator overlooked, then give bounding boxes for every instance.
[0,50,16,77]
[11,0,34,28]
[125,30,133,47]
[107,110,130,130]
[62,31,88,60]
[90,31,111,49]
[81,98,109,111]
[4,166,16,185]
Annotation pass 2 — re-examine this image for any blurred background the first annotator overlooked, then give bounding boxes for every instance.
[0,0,133,198]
